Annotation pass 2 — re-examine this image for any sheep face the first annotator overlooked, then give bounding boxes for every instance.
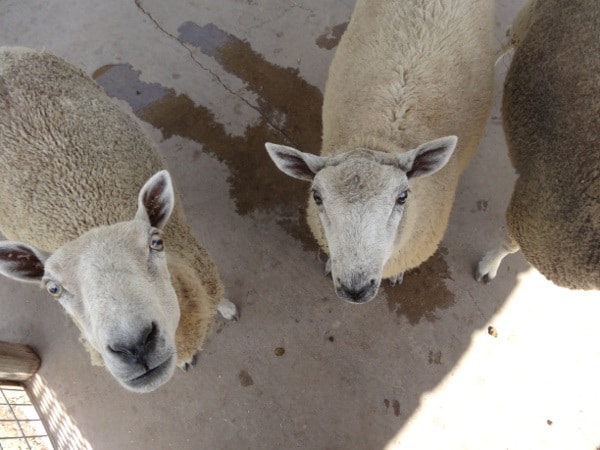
[45,220,179,392]
[311,156,409,303]
[266,136,457,303]
[0,171,181,393]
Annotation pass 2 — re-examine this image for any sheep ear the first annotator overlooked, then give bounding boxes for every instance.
[136,170,175,229]
[397,136,457,179]
[0,241,49,283]
[265,143,326,181]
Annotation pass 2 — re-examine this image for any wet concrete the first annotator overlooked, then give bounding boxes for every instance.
[0,1,599,449]
[315,22,348,50]
[385,248,455,325]
[94,23,322,245]
[94,56,455,326]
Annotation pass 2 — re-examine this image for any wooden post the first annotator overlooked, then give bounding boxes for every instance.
[0,341,41,382]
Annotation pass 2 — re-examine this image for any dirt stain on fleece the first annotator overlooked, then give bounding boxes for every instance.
[384,247,455,325]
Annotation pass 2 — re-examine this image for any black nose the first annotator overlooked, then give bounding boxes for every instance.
[108,322,158,366]
[339,279,377,303]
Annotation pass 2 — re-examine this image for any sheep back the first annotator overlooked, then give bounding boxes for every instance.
[503,0,600,289]
[312,0,495,274]
[0,47,166,247]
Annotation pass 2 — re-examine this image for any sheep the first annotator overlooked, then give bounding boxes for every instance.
[0,47,238,393]
[475,0,600,290]
[266,0,496,303]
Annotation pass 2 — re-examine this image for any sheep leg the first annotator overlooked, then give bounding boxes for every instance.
[183,354,198,372]
[475,228,520,283]
[324,258,332,277]
[495,27,514,64]
[218,298,239,321]
[388,273,404,286]
[495,0,539,64]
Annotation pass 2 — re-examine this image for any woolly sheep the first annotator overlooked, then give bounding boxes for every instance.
[266,0,495,303]
[0,47,238,393]
[475,0,600,290]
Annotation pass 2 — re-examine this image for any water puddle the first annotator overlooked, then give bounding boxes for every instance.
[315,22,348,50]
[94,22,325,249]
[385,247,455,324]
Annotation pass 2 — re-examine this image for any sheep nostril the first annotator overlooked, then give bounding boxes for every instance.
[107,322,158,364]
[144,322,158,347]
[108,344,131,357]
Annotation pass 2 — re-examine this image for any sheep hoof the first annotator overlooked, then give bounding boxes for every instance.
[324,258,332,277]
[388,273,404,286]
[474,265,493,284]
[218,298,239,321]
[183,354,198,371]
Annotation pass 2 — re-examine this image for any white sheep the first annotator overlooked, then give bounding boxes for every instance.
[475,0,600,290]
[0,47,238,393]
[266,0,496,303]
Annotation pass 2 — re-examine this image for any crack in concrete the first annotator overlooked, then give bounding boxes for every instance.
[289,0,314,14]
[467,291,489,322]
[133,0,295,145]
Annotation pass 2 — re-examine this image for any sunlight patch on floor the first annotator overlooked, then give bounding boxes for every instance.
[385,268,600,450]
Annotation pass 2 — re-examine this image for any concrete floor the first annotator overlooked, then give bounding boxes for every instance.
[0,0,599,449]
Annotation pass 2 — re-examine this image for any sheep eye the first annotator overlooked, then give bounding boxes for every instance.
[396,191,408,205]
[150,233,164,252]
[312,190,323,206]
[46,282,62,298]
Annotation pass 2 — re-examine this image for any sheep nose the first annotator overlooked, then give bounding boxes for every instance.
[338,278,377,303]
[108,322,158,365]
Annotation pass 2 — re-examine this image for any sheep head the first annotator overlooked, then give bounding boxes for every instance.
[266,136,457,304]
[0,171,181,393]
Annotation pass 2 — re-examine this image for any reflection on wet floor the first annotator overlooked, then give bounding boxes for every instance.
[93,21,454,319]
[92,63,168,114]
[176,21,322,149]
